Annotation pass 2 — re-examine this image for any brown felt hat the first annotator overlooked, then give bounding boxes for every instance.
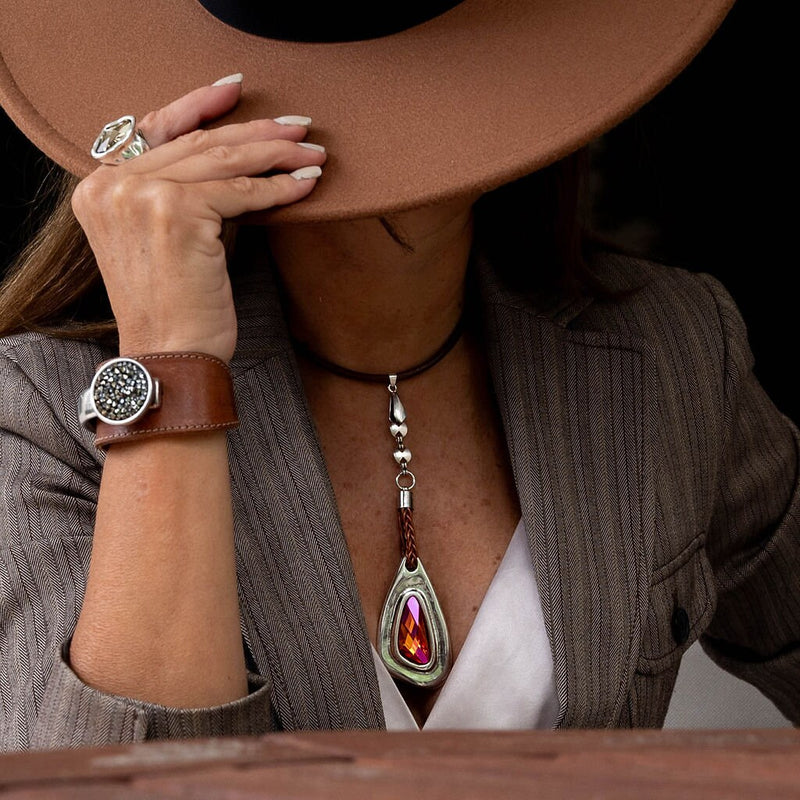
[0,0,734,224]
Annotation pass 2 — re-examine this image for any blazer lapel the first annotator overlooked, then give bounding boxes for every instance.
[227,264,384,731]
[480,267,656,728]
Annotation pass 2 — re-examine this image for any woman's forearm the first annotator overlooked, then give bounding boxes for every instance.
[63,79,323,711]
[70,432,248,708]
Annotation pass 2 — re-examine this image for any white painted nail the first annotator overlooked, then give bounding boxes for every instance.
[297,142,326,153]
[274,115,312,126]
[290,165,323,180]
[212,72,244,86]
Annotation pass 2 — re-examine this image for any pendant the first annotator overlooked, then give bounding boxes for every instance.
[378,556,451,688]
[379,374,451,688]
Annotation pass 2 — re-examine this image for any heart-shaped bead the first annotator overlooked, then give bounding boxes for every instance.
[394,448,412,465]
[390,422,408,438]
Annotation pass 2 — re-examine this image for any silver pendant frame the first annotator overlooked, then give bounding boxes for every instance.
[378,557,451,688]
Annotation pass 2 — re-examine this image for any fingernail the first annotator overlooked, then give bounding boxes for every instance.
[297,142,326,153]
[212,73,244,86]
[274,115,312,126]
[290,165,322,180]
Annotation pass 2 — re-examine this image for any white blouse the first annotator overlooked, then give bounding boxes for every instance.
[372,518,559,730]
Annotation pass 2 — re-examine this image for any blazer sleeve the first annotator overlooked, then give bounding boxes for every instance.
[696,274,800,724]
[0,341,277,750]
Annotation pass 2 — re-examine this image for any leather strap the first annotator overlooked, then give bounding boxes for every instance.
[94,352,238,448]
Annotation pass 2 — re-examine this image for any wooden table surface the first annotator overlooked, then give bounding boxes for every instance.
[1,729,799,799]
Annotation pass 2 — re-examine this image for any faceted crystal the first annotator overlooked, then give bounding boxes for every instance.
[95,117,133,155]
[397,595,431,665]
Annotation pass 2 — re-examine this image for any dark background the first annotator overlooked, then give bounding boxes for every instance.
[589,0,793,422]
[1,1,794,421]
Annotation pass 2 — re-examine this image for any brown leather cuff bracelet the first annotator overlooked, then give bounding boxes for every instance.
[78,352,239,449]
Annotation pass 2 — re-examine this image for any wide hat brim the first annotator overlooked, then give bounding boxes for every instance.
[0,0,733,224]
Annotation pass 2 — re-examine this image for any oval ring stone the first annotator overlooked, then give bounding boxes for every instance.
[93,116,135,156]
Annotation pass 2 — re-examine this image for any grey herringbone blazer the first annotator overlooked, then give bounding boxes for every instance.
[1,253,798,750]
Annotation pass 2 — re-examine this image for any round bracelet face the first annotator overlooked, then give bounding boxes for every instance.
[90,358,154,425]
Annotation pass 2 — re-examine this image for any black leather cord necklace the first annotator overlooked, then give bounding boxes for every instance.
[290,314,464,383]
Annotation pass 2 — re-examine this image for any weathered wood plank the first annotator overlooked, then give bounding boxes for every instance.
[1,730,798,799]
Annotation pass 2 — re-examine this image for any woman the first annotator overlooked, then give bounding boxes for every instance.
[1,1,798,749]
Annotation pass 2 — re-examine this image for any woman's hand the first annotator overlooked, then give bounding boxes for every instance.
[70,76,326,363]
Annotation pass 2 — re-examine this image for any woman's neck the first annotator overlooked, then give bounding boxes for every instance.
[265,200,475,373]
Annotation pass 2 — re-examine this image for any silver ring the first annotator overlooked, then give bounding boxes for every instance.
[91,115,150,164]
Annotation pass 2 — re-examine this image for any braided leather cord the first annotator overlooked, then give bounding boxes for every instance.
[398,507,418,570]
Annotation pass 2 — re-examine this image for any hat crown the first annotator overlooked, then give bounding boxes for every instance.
[196,0,463,42]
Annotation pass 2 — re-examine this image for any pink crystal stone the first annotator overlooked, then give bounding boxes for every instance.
[397,595,431,666]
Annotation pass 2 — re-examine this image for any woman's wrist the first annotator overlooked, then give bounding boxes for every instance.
[117,330,237,366]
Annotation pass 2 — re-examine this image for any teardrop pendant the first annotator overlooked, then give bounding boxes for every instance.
[378,557,451,687]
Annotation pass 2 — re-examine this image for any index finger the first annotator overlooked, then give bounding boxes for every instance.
[137,76,245,148]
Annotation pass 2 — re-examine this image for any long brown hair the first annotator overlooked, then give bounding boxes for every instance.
[0,169,115,341]
[0,154,592,342]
